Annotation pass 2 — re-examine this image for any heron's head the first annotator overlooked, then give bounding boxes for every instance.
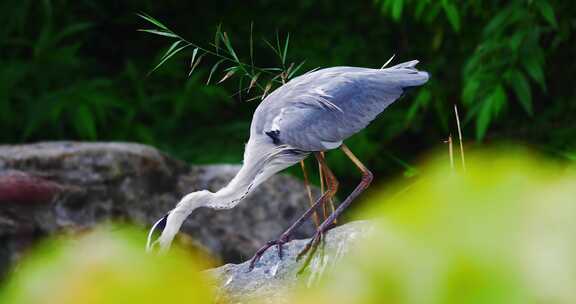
[146,190,214,253]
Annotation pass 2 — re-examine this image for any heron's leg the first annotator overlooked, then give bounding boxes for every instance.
[319,151,337,223]
[300,160,320,227]
[297,144,373,261]
[248,152,339,271]
[318,153,328,221]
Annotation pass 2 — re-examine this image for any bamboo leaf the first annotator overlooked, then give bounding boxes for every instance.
[476,98,493,141]
[138,29,178,38]
[442,1,460,32]
[491,85,507,116]
[506,70,532,115]
[150,43,189,74]
[207,59,225,84]
[162,41,183,61]
[248,73,260,92]
[405,89,431,123]
[222,32,239,62]
[189,48,199,67]
[462,77,480,105]
[282,33,290,65]
[476,86,506,140]
[276,31,282,59]
[137,13,169,30]
[262,67,283,71]
[484,8,511,35]
[509,31,526,51]
[263,38,281,58]
[262,82,273,100]
[238,75,244,98]
[54,22,92,43]
[247,95,263,102]
[534,0,558,28]
[287,61,306,79]
[391,0,404,20]
[523,54,545,90]
[189,53,205,77]
[74,105,97,139]
[284,62,295,81]
[218,69,236,83]
[249,22,255,69]
[214,23,222,54]
[415,1,429,19]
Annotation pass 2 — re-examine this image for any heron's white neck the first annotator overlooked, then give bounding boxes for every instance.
[211,139,284,208]
[152,138,301,252]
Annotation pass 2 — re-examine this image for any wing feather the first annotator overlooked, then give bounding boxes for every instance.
[252,62,429,151]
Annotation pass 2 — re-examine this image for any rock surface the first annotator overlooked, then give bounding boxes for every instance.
[0,142,317,277]
[207,221,373,304]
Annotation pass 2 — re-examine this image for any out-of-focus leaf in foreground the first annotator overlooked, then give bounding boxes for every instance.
[296,149,576,303]
[0,227,214,304]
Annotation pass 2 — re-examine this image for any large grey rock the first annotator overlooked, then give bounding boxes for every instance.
[207,221,374,304]
[0,142,316,277]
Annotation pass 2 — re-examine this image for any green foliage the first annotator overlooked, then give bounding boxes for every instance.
[137,14,304,100]
[0,226,214,304]
[0,0,574,190]
[0,1,237,161]
[296,149,576,303]
[376,0,566,140]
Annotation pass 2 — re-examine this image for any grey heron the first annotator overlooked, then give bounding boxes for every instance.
[146,60,429,269]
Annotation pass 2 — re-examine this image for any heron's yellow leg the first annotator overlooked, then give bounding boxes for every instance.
[318,151,337,223]
[318,155,326,220]
[249,153,339,270]
[300,160,319,228]
[297,144,372,264]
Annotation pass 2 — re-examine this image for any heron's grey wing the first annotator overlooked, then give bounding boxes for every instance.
[260,61,429,151]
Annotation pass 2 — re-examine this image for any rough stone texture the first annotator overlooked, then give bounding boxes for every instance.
[207,221,374,304]
[0,142,317,277]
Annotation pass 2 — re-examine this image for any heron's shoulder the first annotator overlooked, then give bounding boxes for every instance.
[254,67,368,111]
[292,66,375,81]
[252,66,378,116]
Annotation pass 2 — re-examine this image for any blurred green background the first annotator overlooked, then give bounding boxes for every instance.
[2,2,575,302]
[1,0,575,187]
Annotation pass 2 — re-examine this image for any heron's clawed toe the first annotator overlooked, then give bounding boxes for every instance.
[296,229,329,274]
[247,237,290,271]
[296,230,323,261]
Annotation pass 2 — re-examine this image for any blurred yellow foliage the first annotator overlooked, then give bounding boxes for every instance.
[296,149,576,303]
[2,149,575,304]
[0,227,215,304]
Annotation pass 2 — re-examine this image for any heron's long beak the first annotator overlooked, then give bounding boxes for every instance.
[146,213,169,252]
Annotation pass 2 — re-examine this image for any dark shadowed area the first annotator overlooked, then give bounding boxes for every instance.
[1,0,574,190]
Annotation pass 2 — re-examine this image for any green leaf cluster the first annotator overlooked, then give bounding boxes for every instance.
[376,0,566,140]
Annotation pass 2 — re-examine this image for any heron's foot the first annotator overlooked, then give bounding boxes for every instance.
[295,222,338,273]
[296,229,324,262]
[248,235,290,271]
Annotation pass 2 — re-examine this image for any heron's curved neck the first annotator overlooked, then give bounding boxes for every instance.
[213,166,261,208]
[212,139,273,208]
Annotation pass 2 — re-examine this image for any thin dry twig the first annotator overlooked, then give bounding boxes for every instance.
[300,160,319,227]
[445,134,455,170]
[454,104,466,171]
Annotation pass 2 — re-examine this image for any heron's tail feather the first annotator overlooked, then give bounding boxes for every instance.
[384,60,429,87]
[389,60,420,70]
